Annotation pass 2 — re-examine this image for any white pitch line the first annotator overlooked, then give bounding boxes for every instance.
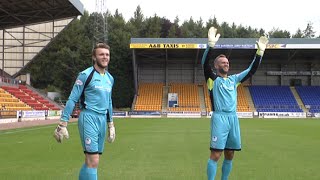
[0,123,76,135]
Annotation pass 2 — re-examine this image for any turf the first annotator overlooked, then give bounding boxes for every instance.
[0,118,319,180]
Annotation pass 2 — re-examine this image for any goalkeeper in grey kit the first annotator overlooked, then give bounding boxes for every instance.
[203,27,268,180]
[54,42,116,180]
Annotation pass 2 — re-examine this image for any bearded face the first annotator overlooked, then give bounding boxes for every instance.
[93,48,110,69]
[214,57,229,76]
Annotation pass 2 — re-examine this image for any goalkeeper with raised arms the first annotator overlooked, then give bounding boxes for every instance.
[53,42,116,180]
[202,27,268,180]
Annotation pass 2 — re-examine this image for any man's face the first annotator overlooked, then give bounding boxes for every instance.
[93,48,110,69]
[214,57,229,75]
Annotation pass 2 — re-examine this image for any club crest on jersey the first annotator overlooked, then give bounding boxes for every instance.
[85,145,91,151]
[212,136,218,142]
[76,79,83,86]
[85,137,91,145]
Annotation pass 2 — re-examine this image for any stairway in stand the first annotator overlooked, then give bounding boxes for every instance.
[198,85,206,112]
[290,86,307,112]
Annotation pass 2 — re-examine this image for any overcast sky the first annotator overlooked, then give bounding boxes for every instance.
[80,0,320,36]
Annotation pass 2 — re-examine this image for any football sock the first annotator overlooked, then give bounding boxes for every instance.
[79,164,98,180]
[221,159,232,180]
[207,158,217,180]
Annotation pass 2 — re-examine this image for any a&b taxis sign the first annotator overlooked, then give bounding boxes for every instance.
[130,43,207,49]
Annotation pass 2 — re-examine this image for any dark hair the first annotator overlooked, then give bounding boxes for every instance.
[92,42,110,57]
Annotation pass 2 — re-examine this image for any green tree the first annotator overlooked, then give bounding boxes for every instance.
[292,28,303,38]
[268,28,291,38]
[236,25,251,38]
[302,22,316,38]
[206,16,219,30]
[160,18,172,38]
[194,18,206,37]
[167,17,181,37]
[259,28,266,36]
[181,17,203,38]
[128,5,145,37]
[142,14,162,38]
[220,22,233,38]
[107,10,134,107]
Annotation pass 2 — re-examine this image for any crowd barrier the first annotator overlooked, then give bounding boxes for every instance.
[128,111,161,118]
[206,112,253,118]
[0,110,62,124]
[167,111,201,118]
[113,111,127,118]
[258,112,306,118]
[1,110,319,124]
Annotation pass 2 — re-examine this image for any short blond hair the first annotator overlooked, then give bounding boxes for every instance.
[214,54,227,65]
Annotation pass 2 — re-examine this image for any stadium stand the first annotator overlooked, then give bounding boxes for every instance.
[167,83,200,112]
[0,0,83,121]
[237,85,251,112]
[203,83,212,113]
[249,86,303,112]
[133,83,320,114]
[0,87,32,118]
[134,83,163,111]
[202,83,251,113]
[130,38,320,117]
[0,0,84,77]
[295,86,320,113]
[18,85,61,110]
[1,85,60,111]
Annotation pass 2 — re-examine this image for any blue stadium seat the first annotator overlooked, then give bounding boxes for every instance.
[295,86,320,113]
[249,86,302,112]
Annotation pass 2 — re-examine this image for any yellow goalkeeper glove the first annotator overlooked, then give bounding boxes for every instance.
[256,36,269,56]
[208,27,221,48]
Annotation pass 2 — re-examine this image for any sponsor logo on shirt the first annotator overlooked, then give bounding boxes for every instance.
[220,83,234,90]
[76,79,83,85]
[94,85,111,92]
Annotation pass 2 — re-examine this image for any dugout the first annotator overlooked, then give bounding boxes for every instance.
[130,38,320,94]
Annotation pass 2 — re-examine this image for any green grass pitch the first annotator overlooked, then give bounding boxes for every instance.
[0,118,319,180]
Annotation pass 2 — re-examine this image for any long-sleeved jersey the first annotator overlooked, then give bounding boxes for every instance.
[61,66,114,122]
[201,46,262,112]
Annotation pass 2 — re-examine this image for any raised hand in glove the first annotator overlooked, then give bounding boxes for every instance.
[208,27,221,48]
[256,36,269,56]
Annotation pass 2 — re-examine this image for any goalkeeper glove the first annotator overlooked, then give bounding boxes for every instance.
[208,27,220,48]
[256,36,269,56]
[107,122,116,143]
[53,121,69,143]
